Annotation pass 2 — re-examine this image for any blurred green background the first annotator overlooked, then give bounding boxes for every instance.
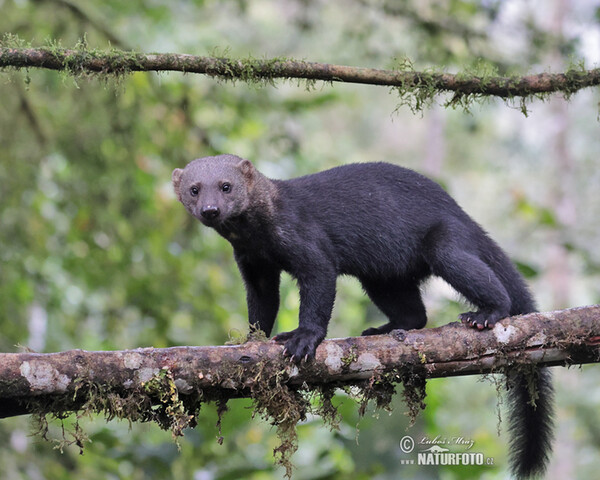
[1,1,600,478]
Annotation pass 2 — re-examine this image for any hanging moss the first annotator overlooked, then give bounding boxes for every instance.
[20,348,557,480]
[3,35,596,115]
[21,353,433,480]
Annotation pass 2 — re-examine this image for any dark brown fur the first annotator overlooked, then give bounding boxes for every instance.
[173,154,554,478]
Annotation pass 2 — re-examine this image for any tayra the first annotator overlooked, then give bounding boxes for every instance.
[172,154,554,478]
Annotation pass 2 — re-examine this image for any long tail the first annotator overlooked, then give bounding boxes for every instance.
[507,367,555,479]
[469,231,554,477]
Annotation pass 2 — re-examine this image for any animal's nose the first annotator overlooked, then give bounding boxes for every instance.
[201,205,220,220]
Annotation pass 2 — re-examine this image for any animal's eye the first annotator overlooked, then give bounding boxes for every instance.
[222,183,232,193]
[190,185,199,196]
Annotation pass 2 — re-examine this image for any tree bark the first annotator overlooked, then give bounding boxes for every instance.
[1,305,599,419]
[1,46,599,99]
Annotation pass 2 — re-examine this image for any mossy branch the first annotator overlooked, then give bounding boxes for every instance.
[1,305,599,421]
[1,305,598,478]
[1,45,599,102]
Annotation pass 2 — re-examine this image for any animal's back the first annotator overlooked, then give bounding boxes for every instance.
[273,162,476,277]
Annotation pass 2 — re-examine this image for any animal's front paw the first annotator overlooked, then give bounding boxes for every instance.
[459,310,506,330]
[272,328,323,363]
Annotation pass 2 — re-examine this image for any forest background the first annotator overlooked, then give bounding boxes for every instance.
[1,0,600,479]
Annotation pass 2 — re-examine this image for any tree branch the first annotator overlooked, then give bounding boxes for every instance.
[1,305,599,420]
[1,46,599,100]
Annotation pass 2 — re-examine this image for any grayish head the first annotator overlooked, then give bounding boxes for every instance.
[172,154,257,227]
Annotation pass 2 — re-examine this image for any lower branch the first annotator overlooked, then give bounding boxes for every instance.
[0,305,598,420]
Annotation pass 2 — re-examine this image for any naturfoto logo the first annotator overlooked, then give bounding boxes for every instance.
[399,435,495,467]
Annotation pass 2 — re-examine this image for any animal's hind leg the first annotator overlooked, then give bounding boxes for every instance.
[360,278,427,336]
[422,224,511,329]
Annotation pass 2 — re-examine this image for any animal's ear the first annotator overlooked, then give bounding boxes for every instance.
[236,158,254,180]
[172,168,184,202]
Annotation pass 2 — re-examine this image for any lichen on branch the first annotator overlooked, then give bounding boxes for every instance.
[1,36,599,113]
[1,306,599,477]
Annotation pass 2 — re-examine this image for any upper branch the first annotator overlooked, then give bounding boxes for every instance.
[1,46,599,99]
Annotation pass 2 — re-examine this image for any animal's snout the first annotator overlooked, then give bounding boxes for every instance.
[201,205,220,220]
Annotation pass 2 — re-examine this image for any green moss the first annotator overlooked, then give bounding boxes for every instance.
[390,57,440,115]
[387,56,593,116]
[0,35,140,87]
[312,385,342,431]
[355,372,396,418]
[0,32,29,49]
[341,344,359,367]
[0,34,30,84]
[22,356,432,479]
[399,369,427,426]
[205,47,311,90]
[2,35,595,113]
[141,367,195,439]
[245,358,306,478]
[28,366,200,457]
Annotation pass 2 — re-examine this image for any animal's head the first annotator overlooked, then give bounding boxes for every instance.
[172,154,256,227]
